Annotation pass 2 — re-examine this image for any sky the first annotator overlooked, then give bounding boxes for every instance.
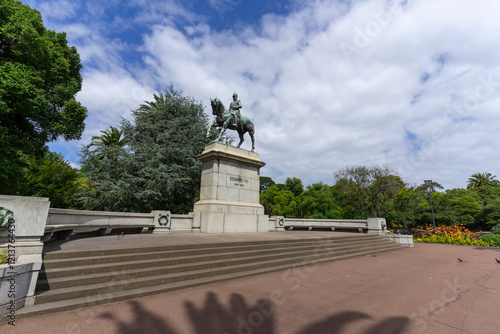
[22,0,500,190]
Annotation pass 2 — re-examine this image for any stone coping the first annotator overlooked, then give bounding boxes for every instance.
[48,208,154,217]
[196,142,265,167]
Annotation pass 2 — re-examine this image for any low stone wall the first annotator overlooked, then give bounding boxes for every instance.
[282,218,369,232]
[276,217,388,234]
[44,208,155,241]
[152,211,199,233]
[45,210,391,236]
[383,234,414,247]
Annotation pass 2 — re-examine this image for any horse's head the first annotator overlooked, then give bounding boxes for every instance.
[210,98,219,115]
[210,97,223,115]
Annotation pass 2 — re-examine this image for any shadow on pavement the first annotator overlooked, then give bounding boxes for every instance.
[295,311,409,334]
[100,300,177,334]
[101,292,410,334]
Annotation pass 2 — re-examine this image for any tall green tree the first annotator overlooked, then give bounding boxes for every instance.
[385,186,425,228]
[445,188,482,227]
[474,186,500,229]
[298,182,343,219]
[333,165,411,218]
[467,172,500,190]
[260,184,298,217]
[78,87,210,213]
[0,0,87,194]
[479,198,500,229]
[285,177,304,197]
[260,176,275,193]
[20,149,80,208]
[90,126,128,151]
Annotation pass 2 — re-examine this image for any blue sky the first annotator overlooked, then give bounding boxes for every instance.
[22,0,500,190]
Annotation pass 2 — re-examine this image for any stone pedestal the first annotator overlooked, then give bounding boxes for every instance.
[367,218,386,234]
[193,143,268,233]
[0,195,49,312]
[0,196,49,260]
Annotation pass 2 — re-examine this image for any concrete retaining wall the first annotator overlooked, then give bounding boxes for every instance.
[282,218,369,232]
[44,208,155,241]
[383,234,414,247]
[45,209,391,236]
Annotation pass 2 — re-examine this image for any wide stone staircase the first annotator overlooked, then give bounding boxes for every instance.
[17,234,405,318]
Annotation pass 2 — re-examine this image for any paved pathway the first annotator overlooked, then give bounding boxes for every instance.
[3,241,500,333]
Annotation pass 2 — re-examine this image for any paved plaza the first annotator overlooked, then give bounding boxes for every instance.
[2,237,500,334]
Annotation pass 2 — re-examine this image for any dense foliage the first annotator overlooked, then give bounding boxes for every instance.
[480,234,500,246]
[19,149,80,208]
[0,250,8,265]
[78,87,211,213]
[333,165,417,218]
[0,0,87,194]
[260,167,500,231]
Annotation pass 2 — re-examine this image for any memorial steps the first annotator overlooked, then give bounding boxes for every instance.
[16,234,404,318]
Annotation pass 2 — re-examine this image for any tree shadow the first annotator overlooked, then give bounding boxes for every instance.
[100,300,177,334]
[295,311,370,334]
[295,312,409,334]
[185,291,275,334]
[100,292,410,334]
[473,246,500,252]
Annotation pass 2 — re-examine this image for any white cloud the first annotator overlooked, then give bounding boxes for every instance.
[24,0,80,20]
[35,0,500,190]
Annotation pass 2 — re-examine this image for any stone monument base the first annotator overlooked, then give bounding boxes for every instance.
[193,143,267,233]
[194,200,268,233]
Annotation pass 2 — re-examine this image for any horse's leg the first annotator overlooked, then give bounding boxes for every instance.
[236,130,244,148]
[206,121,215,137]
[245,120,255,151]
[249,130,255,151]
[216,122,228,142]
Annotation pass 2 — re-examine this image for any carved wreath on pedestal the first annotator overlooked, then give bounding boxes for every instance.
[158,213,171,229]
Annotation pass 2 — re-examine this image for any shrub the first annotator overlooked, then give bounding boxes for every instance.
[481,234,500,247]
[0,251,8,265]
[414,225,495,246]
[490,224,500,235]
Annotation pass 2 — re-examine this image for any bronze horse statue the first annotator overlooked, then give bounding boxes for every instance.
[207,97,255,151]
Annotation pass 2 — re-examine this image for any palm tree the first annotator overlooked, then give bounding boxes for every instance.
[467,172,500,190]
[90,126,128,149]
[417,181,444,193]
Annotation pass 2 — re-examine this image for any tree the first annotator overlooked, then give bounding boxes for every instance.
[284,177,304,197]
[385,186,425,228]
[479,198,500,229]
[467,172,500,190]
[298,183,343,219]
[474,185,500,229]
[20,149,80,208]
[417,181,444,193]
[0,0,87,194]
[259,184,298,217]
[78,87,210,213]
[90,126,129,151]
[260,176,275,193]
[333,165,411,218]
[445,188,482,227]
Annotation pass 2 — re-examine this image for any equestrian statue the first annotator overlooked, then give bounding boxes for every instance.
[207,92,256,151]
